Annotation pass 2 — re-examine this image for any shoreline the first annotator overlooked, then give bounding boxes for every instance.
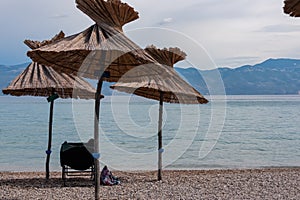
[1,167,299,199]
[1,165,299,173]
[1,165,300,172]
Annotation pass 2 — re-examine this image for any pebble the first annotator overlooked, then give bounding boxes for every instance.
[0,168,299,199]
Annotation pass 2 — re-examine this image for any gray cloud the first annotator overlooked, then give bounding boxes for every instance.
[0,0,299,68]
[168,0,263,24]
[51,14,69,19]
[259,24,300,33]
[216,56,261,68]
[158,17,174,26]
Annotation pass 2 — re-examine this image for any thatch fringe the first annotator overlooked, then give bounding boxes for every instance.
[110,63,208,104]
[284,0,300,17]
[24,31,65,50]
[76,0,139,30]
[145,45,187,67]
[2,62,95,99]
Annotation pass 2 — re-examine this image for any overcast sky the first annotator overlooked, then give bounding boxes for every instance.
[1,0,300,69]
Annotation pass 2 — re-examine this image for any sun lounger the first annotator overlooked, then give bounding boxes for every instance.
[60,141,95,185]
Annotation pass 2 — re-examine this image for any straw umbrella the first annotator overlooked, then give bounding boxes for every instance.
[284,0,300,17]
[2,33,96,179]
[110,46,208,180]
[27,0,155,80]
[27,0,157,198]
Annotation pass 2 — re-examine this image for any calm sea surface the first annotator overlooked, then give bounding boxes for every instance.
[0,95,299,171]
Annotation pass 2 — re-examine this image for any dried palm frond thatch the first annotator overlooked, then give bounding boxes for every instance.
[284,0,300,17]
[145,45,187,67]
[24,31,65,50]
[111,46,207,104]
[27,0,156,81]
[76,0,139,30]
[2,62,95,99]
[3,32,95,99]
[110,63,208,104]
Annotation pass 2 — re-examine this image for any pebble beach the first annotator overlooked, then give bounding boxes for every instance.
[0,168,299,199]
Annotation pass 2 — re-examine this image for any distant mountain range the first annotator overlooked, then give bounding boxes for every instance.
[1,58,300,96]
[0,63,29,95]
[177,58,300,95]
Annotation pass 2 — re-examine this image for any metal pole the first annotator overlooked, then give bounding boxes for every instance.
[94,79,103,200]
[158,92,164,180]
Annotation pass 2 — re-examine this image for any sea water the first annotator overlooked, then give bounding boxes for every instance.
[0,95,299,171]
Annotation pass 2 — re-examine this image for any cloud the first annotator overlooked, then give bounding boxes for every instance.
[216,56,261,68]
[163,18,173,23]
[259,24,300,33]
[1,0,300,67]
[51,14,69,19]
[170,0,263,23]
[158,17,173,26]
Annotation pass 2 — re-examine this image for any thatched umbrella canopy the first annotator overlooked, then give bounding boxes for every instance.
[112,45,207,104]
[27,0,155,81]
[283,0,300,17]
[2,62,96,99]
[2,33,96,180]
[27,1,157,198]
[110,46,208,180]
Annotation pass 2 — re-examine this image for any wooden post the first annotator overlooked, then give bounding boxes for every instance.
[45,99,54,179]
[158,92,164,181]
[94,79,103,200]
[45,91,58,179]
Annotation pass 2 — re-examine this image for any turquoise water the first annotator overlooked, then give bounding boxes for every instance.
[0,95,299,171]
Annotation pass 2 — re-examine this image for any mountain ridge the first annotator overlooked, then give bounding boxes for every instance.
[175,58,300,95]
[1,58,300,96]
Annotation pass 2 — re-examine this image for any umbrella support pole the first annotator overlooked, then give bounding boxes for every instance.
[94,79,103,200]
[46,97,55,179]
[158,92,164,181]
